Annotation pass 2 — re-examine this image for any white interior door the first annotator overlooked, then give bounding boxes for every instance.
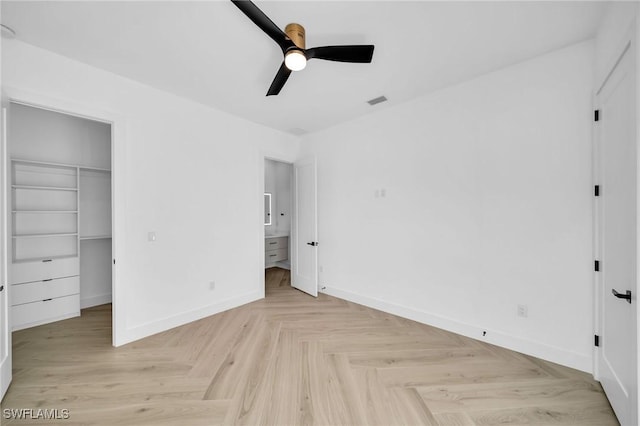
[292,156,318,297]
[0,94,12,401]
[596,43,637,426]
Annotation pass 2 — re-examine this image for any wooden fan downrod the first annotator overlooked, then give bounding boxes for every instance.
[285,23,305,50]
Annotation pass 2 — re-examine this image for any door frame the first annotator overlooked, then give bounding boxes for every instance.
[1,95,12,401]
[592,22,639,423]
[1,87,125,347]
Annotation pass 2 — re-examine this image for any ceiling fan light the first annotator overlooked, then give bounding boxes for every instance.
[285,50,306,71]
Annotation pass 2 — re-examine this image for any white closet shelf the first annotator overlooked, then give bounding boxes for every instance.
[12,185,78,192]
[13,158,110,172]
[80,167,111,173]
[12,158,74,166]
[80,235,112,241]
[13,232,78,239]
[13,210,78,214]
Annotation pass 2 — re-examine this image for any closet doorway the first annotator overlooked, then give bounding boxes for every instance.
[7,102,113,335]
[264,158,292,294]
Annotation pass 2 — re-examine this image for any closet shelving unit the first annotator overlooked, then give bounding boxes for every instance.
[11,159,79,263]
[9,158,112,330]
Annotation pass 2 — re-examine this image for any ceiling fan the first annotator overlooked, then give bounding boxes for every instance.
[231,0,375,96]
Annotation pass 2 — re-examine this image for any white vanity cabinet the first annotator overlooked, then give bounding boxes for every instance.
[265,236,288,267]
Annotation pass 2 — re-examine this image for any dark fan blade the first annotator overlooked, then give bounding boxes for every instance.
[267,62,292,96]
[306,45,374,63]
[231,0,294,52]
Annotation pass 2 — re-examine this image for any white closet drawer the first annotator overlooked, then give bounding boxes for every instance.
[10,257,79,284]
[265,248,288,263]
[265,237,288,250]
[12,276,80,306]
[12,294,80,331]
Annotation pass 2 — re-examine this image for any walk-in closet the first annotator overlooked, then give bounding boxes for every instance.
[8,103,112,331]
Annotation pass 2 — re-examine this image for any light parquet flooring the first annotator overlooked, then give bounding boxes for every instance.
[1,268,618,425]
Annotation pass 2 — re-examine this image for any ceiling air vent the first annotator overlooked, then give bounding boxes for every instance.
[367,96,387,106]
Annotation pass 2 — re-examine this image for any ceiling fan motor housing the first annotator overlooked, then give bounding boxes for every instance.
[285,23,305,50]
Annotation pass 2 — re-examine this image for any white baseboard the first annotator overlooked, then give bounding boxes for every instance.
[322,286,592,373]
[81,294,112,309]
[116,290,263,346]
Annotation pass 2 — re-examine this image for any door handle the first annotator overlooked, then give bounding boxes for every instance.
[612,289,632,304]
[306,242,318,246]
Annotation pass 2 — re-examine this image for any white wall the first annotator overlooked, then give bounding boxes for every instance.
[595,2,638,89]
[9,103,111,169]
[2,39,299,345]
[274,161,292,235]
[301,41,595,372]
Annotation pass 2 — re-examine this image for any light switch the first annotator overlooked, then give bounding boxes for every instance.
[148,232,156,242]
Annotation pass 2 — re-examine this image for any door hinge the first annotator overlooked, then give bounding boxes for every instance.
[594,335,600,347]
[594,185,600,197]
[594,110,600,122]
[594,260,600,272]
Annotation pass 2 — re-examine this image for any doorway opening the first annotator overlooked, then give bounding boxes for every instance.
[265,267,291,297]
[264,158,293,296]
[7,102,113,337]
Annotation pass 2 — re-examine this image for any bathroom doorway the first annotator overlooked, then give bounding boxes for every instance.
[264,159,293,294]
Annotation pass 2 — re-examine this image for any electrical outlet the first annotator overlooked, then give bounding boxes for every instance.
[209,281,216,291]
[517,304,528,318]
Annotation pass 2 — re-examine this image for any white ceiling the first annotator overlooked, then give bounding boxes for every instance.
[1,1,606,134]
